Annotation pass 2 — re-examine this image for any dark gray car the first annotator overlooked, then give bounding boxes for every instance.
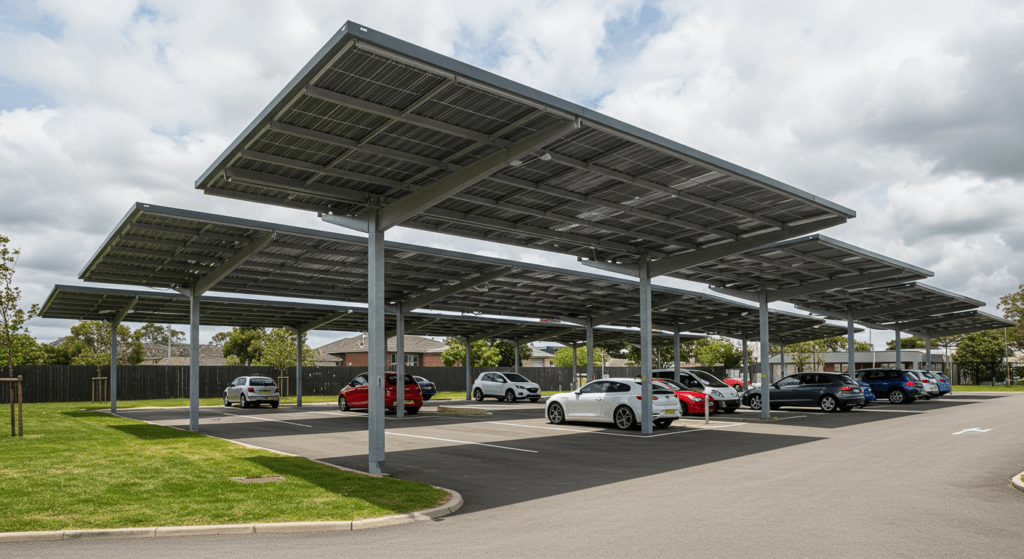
[742,373,866,412]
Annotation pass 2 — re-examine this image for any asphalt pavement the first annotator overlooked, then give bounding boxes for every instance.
[6,393,1023,559]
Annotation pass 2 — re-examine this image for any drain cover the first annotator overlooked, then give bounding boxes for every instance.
[230,476,286,484]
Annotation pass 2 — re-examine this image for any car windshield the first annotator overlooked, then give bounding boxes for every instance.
[504,373,530,383]
[249,377,276,386]
[839,375,856,384]
[905,372,919,381]
[414,376,427,382]
[690,371,728,387]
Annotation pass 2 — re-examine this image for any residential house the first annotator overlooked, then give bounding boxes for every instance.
[316,334,446,367]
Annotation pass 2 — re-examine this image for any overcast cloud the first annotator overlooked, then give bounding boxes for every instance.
[1,0,1021,349]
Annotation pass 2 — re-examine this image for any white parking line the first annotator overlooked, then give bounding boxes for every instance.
[952,427,991,435]
[489,421,742,438]
[774,415,809,421]
[211,411,312,428]
[385,432,538,453]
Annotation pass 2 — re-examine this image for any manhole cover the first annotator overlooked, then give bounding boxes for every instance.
[230,476,286,484]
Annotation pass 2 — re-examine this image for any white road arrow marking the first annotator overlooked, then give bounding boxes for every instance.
[952,428,991,435]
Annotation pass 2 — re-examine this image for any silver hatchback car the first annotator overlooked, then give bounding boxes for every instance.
[224,376,280,408]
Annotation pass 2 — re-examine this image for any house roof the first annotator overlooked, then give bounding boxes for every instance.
[316,334,446,355]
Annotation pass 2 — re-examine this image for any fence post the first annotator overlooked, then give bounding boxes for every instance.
[17,376,23,437]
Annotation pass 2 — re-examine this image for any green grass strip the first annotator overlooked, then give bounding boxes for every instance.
[0,402,449,533]
[951,385,1024,392]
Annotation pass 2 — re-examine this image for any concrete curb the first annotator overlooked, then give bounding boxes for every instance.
[1012,472,1024,494]
[0,489,462,543]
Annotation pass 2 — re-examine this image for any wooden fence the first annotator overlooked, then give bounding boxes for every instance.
[0,364,751,404]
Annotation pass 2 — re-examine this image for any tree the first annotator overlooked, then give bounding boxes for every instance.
[998,285,1024,356]
[251,329,316,373]
[221,327,267,365]
[551,345,610,367]
[7,333,46,365]
[490,340,532,367]
[694,338,742,368]
[954,331,1006,365]
[137,323,185,345]
[210,331,231,346]
[0,235,39,376]
[63,321,146,374]
[886,335,926,350]
[441,338,501,367]
[602,339,698,369]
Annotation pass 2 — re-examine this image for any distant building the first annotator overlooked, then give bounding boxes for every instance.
[315,334,446,367]
[527,347,555,367]
[142,343,227,366]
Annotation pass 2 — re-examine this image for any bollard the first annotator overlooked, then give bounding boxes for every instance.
[704,394,710,425]
[17,376,23,437]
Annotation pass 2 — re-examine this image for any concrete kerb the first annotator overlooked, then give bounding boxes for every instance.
[1012,472,1024,493]
[0,409,465,544]
[0,489,464,543]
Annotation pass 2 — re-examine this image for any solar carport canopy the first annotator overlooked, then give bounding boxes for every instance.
[680,234,933,303]
[794,283,985,324]
[80,203,826,336]
[39,285,693,347]
[897,310,1015,338]
[195,22,855,269]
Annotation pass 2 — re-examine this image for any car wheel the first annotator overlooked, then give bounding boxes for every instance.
[240,394,249,408]
[338,395,350,411]
[654,419,674,428]
[748,394,762,410]
[819,395,838,412]
[613,406,636,430]
[505,389,517,403]
[679,403,690,416]
[224,393,231,407]
[547,402,566,424]
[722,407,736,414]
[406,407,420,415]
[473,388,484,401]
[271,401,279,409]
[888,389,906,404]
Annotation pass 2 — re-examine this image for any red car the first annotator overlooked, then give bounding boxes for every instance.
[653,379,715,415]
[338,372,423,414]
[723,378,745,392]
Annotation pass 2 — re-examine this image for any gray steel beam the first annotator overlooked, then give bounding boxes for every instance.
[851,299,953,320]
[588,297,680,327]
[469,324,524,343]
[647,216,849,278]
[639,254,653,435]
[110,320,118,415]
[396,302,405,418]
[926,334,932,371]
[320,213,369,233]
[893,311,980,331]
[367,208,386,475]
[378,119,579,231]
[572,342,578,390]
[847,311,855,375]
[895,322,902,369]
[586,317,595,382]
[758,286,772,419]
[741,334,749,389]
[189,289,200,431]
[762,270,906,302]
[298,310,353,333]
[673,324,681,383]
[296,331,303,407]
[676,312,752,332]
[399,267,512,311]
[515,327,577,346]
[514,339,520,377]
[464,336,472,401]
[780,345,787,377]
[194,232,275,296]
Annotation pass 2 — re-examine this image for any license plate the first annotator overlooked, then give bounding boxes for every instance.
[664,409,676,414]
[404,400,415,405]
[260,390,271,394]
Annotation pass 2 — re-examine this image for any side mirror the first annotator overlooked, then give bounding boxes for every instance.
[348,381,356,387]
[574,389,582,395]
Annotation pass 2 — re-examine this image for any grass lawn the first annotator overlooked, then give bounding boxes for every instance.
[951,385,1024,392]
[0,401,449,533]
[88,395,342,408]
[430,390,560,401]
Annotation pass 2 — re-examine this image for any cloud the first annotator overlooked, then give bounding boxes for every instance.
[0,0,1020,350]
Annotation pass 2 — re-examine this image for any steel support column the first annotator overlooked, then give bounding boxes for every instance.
[514,339,520,376]
[780,346,786,378]
[925,334,932,371]
[110,322,118,414]
[847,311,856,376]
[895,322,902,369]
[464,336,472,400]
[295,330,303,407]
[586,317,595,381]
[571,342,578,389]
[757,286,772,419]
[741,334,749,389]
[189,290,200,432]
[396,303,405,418]
[639,254,653,435]
[366,208,386,475]
[673,324,681,383]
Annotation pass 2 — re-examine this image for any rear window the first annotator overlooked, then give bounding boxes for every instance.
[905,372,919,381]
[633,381,674,395]
[655,379,686,391]
[249,377,276,386]
[839,375,856,384]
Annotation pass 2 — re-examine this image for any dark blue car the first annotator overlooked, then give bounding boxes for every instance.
[854,369,925,404]
[414,376,437,400]
[857,380,876,407]
[927,371,952,396]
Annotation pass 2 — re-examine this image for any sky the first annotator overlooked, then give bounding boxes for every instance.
[1,0,1022,351]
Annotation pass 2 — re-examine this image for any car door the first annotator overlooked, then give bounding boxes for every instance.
[864,370,886,394]
[773,375,801,403]
[599,382,631,419]
[491,374,508,397]
[349,374,369,408]
[567,381,604,419]
[227,377,242,399]
[799,374,826,405]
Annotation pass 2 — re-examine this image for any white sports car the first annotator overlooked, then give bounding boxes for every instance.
[545,378,682,429]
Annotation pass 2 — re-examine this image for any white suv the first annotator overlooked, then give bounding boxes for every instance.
[224,376,280,408]
[546,378,682,429]
[472,372,542,402]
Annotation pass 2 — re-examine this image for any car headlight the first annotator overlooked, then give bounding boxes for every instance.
[516,385,526,389]
[685,395,704,403]
[711,390,724,398]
